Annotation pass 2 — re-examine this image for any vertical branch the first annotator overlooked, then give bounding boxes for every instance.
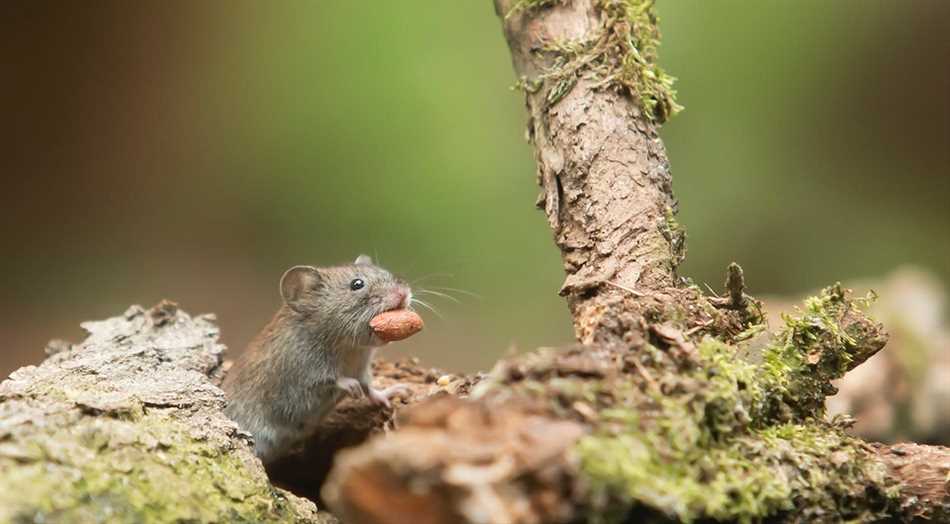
[495,0,683,344]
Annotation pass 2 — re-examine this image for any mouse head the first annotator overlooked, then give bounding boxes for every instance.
[279,255,412,346]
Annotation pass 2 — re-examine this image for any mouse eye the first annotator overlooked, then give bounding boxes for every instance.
[349,278,365,291]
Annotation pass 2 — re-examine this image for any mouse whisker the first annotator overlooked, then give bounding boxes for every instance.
[417,289,461,304]
[411,273,456,285]
[428,286,482,300]
[410,298,443,319]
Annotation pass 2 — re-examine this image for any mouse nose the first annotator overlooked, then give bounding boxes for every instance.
[391,288,409,309]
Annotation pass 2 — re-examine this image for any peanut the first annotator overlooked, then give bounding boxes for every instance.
[370,310,424,342]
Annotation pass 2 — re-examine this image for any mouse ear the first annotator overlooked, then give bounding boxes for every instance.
[280,266,323,313]
[354,254,373,266]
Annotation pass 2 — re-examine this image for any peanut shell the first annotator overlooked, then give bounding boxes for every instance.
[370,310,424,342]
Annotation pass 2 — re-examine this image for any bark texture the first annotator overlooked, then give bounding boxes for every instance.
[0,302,333,523]
[504,0,682,344]
[874,443,950,521]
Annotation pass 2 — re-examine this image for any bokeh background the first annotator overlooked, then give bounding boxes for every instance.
[3,1,948,379]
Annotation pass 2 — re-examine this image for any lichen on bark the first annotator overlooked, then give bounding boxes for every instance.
[0,302,334,524]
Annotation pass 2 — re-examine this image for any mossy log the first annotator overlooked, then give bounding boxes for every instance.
[0,302,334,523]
[3,298,948,523]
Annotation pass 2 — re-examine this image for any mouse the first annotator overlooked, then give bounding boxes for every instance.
[222,255,413,464]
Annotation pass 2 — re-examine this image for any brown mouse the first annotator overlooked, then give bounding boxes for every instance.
[223,255,412,463]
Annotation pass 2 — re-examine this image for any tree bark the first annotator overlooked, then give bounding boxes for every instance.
[0,301,334,523]
[502,0,681,345]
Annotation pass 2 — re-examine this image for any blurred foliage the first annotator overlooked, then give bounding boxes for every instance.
[1,1,947,377]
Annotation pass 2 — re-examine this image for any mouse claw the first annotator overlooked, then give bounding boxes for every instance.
[368,384,410,408]
[368,388,391,408]
[381,384,411,399]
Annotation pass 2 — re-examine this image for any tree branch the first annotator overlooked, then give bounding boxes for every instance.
[500,0,683,344]
[322,2,950,522]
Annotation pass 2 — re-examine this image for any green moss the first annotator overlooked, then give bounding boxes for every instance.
[581,417,896,523]
[0,412,307,523]
[471,281,896,521]
[564,285,900,522]
[760,284,886,420]
[659,206,687,270]
[576,347,898,522]
[605,0,682,122]
[510,0,682,123]
[578,416,789,523]
[695,339,764,437]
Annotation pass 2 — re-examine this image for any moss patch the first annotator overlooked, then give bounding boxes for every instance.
[659,206,687,270]
[579,419,897,523]
[485,285,900,522]
[0,410,312,523]
[760,284,887,421]
[511,0,682,123]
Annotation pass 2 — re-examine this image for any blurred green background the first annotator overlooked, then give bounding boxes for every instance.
[2,1,947,378]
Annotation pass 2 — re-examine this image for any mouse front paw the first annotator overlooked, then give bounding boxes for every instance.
[336,377,364,399]
[367,383,411,408]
